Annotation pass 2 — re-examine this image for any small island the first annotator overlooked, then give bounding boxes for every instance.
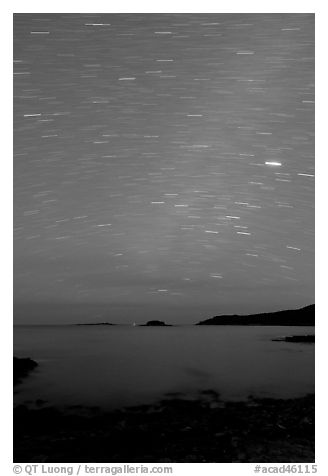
[140,320,172,327]
[196,304,314,326]
[75,322,114,326]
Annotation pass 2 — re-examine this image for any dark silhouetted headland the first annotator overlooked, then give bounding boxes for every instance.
[196,304,314,326]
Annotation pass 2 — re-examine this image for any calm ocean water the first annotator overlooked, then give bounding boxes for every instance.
[14,325,314,410]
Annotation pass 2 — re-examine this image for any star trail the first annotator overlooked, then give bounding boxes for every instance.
[13,13,314,324]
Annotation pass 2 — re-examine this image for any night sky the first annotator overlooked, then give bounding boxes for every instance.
[13,13,314,324]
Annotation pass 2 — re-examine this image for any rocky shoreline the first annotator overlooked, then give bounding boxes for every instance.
[272,335,315,343]
[14,392,314,463]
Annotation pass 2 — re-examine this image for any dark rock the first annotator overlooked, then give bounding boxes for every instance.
[14,357,38,386]
[35,399,47,407]
[272,335,315,343]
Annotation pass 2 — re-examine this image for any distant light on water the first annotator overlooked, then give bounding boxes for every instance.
[265,161,282,167]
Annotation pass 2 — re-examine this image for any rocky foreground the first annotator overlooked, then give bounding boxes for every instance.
[14,392,314,463]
